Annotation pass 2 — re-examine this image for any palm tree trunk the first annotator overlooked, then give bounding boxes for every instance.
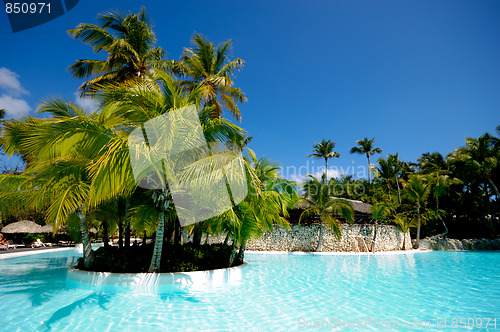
[401,231,406,250]
[124,196,131,248]
[415,203,421,249]
[236,239,246,263]
[325,158,328,179]
[174,217,181,248]
[396,177,402,204]
[193,222,203,246]
[367,154,371,184]
[488,178,500,199]
[143,231,147,247]
[371,220,377,253]
[223,233,230,246]
[228,237,238,266]
[148,210,165,272]
[78,210,95,269]
[430,196,448,238]
[102,221,109,248]
[315,222,323,252]
[118,219,123,249]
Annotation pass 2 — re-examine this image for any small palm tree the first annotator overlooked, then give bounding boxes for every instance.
[350,137,382,184]
[300,175,354,251]
[68,7,166,96]
[404,174,431,249]
[308,139,340,180]
[169,33,247,121]
[371,202,390,252]
[394,214,417,250]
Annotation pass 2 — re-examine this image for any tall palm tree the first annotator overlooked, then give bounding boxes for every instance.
[350,137,382,184]
[418,152,461,238]
[300,175,354,251]
[404,174,431,249]
[169,33,247,120]
[68,7,166,96]
[375,154,405,204]
[308,139,340,180]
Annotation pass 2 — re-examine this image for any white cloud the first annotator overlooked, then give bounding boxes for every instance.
[0,67,31,118]
[288,168,343,184]
[0,95,31,117]
[74,90,98,113]
[0,67,28,96]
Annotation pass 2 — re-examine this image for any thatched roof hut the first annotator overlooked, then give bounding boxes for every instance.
[290,198,373,224]
[1,220,43,233]
[40,224,55,233]
[294,198,372,214]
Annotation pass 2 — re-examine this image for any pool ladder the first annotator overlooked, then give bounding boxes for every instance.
[349,235,370,253]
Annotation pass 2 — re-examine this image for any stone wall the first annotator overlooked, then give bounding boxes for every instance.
[419,237,500,251]
[210,224,412,252]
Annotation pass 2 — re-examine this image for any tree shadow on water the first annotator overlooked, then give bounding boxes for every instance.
[39,293,112,331]
[1,268,71,307]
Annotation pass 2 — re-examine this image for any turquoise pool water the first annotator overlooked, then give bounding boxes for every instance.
[0,250,499,331]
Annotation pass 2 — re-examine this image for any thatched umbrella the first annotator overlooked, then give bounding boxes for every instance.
[1,220,44,233]
[41,224,55,233]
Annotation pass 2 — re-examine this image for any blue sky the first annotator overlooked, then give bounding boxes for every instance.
[1,0,499,181]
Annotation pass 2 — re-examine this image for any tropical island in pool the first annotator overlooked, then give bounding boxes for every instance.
[0,8,498,274]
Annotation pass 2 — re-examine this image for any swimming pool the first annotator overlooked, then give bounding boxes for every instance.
[1,250,499,331]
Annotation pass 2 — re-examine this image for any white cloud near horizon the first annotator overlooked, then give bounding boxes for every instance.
[74,90,98,113]
[288,168,343,184]
[0,67,31,118]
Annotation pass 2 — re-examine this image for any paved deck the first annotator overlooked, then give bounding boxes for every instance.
[0,245,75,258]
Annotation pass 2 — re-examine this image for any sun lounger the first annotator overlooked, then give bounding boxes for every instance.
[31,239,46,248]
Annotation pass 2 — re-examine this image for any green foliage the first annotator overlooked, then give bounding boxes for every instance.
[68,7,166,96]
[300,175,354,240]
[168,33,247,120]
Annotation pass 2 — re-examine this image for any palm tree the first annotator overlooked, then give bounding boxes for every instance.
[371,202,389,252]
[0,101,106,268]
[300,175,354,251]
[95,73,246,271]
[169,33,247,120]
[374,154,405,204]
[448,133,499,199]
[350,137,382,184]
[234,150,298,262]
[68,7,166,96]
[394,214,416,250]
[404,174,431,249]
[418,152,461,238]
[308,139,340,180]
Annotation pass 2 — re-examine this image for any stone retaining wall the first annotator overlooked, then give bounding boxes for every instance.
[210,224,412,252]
[419,237,500,251]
